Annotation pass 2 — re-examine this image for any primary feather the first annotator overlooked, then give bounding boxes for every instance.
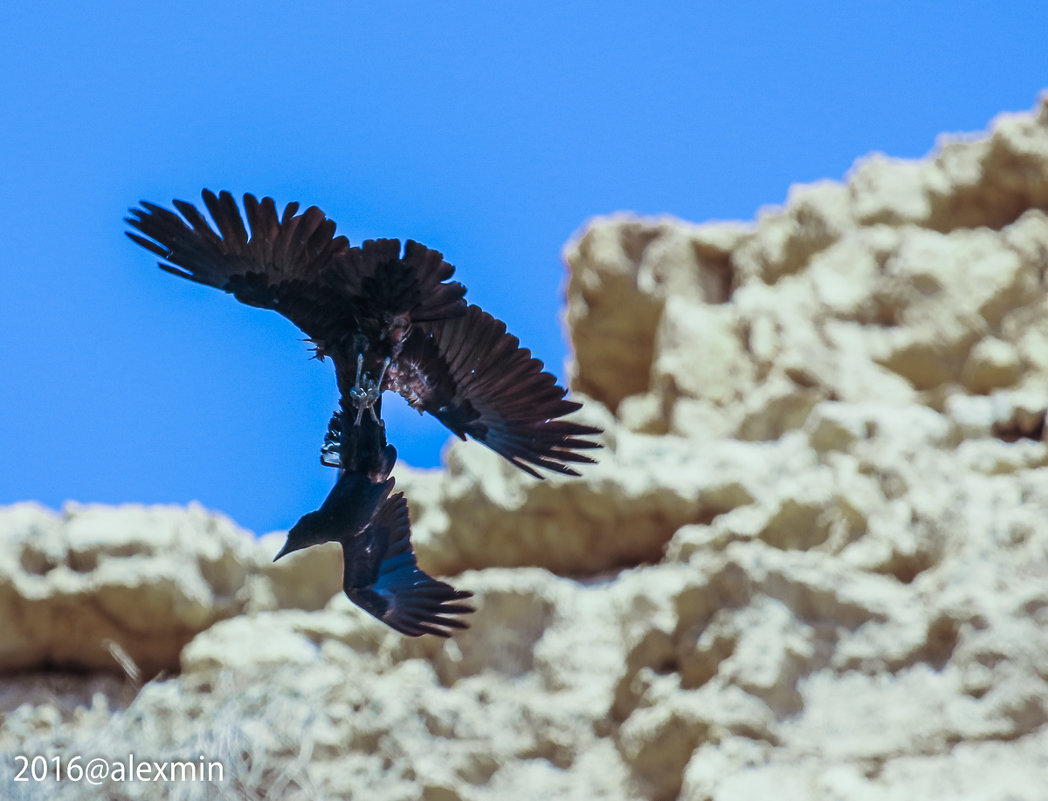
[342,492,473,637]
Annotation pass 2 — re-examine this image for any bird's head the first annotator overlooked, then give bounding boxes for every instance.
[273,511,326,562]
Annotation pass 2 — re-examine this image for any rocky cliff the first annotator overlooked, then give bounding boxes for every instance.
[3,96,1048,801]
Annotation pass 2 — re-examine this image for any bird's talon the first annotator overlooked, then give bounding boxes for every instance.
[346,353,388,429]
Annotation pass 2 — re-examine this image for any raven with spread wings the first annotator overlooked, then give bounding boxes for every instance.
[126,190,601,636]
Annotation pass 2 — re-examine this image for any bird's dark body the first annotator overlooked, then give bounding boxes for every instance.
[126,190,602,637]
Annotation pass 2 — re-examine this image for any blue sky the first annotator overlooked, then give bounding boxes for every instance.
[2,2,1046,535]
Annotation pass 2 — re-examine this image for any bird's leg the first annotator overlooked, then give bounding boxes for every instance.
[348,355,391,426]
[375,356,390,388]
[370,357,391,423]
[349,353,368,425]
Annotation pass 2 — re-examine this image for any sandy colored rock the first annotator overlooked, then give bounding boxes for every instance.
[0,502,255,675]
[0,503,351,675]
[397,423,763,576]
[4,97,1048,801]
[564,216,746,411]
[564,100,1048,447]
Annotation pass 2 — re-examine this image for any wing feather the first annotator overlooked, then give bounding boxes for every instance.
[342,493,473,637]
[394,305,602,478]
[125,190,353,344]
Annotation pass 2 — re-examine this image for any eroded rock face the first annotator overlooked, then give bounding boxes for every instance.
[0,502,345,676]
[565,98,1048,445]
[0,502,253,675]
[3,97,1048,801]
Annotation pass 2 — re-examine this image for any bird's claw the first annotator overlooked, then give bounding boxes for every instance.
[348,356,391,427]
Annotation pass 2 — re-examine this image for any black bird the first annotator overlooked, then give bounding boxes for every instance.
[126,190,602,636]
[281,409,473,633]
[125,190,602,477]
[273,415,397,562]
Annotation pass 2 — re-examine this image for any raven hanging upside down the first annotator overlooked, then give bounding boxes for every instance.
[126,190,602,637]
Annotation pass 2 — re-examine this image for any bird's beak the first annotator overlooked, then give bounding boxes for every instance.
[273,541,293,562]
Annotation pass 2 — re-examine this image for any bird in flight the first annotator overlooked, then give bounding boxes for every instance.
[126,190,602,636]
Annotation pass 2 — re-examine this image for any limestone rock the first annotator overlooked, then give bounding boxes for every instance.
[565,97,1048,447]
[0,503,354,675]
[0,502,255,675]
[564,216,747,411]
[397,426,764,576]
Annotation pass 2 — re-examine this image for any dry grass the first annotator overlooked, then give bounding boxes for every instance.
[1,665,330,801]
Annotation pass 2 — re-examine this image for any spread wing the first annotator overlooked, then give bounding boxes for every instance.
[342,493,474,637]
[393,305,602,478]
[126,189,354,346]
